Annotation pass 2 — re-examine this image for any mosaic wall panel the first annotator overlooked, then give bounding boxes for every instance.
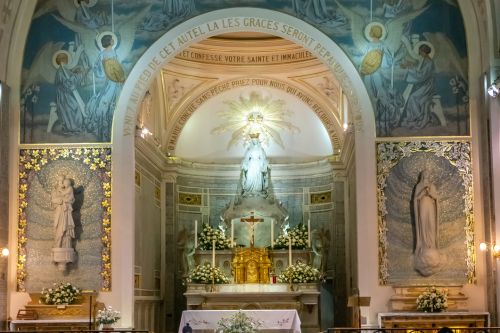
[377,141,473,285]
[18,148,111,291]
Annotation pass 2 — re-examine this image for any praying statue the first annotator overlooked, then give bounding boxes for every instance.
[412,170,441,276]
[240,134,269,196]
[51,175,77,272]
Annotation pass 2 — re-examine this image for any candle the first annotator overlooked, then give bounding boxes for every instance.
[288,235,292,267]
[307,219,311,248]
[271,219,274,248]
[231,220,234,248]
[194,220,198,249]
[212,239,216,267]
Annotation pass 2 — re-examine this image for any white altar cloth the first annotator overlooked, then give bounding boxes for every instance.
[179,310,301,333]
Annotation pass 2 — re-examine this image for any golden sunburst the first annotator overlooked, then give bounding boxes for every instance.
[211,91,300,149]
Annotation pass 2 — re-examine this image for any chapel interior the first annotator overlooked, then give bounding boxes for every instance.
[1,1,500,333]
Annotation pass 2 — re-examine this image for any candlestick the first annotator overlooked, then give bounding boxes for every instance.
[307,219,311,248]
[212,239,216,267]
[194,220,198,248]
[271,219,274,248]
[288,235,292,267]
[231,220,234,248]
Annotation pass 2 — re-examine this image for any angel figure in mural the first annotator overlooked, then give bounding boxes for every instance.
[398,31,468,133]
[53,50,87,134]
[240,134,270,196]
[22,41,90,138]
[400,43,438,129]
[52,175,76,249]
[85,32,125,141]
[292,0,346,26]
[32,0,108,29]
[335,0,428,135]
[412,169,441,277]
[52,7,150,141]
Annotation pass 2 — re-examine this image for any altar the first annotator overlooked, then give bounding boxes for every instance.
[179,309,302,333]
[184,284,320,333]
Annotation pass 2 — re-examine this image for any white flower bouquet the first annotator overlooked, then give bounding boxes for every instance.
[217,310,263,333]
[96,305,121,325]
[277,261,322,283]
[198,223,231,250]
[274,223,308,249]
[186,264,230,284]
[416,286,448,312]
[40,282,81,305]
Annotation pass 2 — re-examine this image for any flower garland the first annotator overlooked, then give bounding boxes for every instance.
[217,310,263,333]
[197,223,230,250]
[416,286,448,312]
[274,223,308,249]
[40,282,81,305]
[186,264,230,284]
[18,148,112,291]
[277,261,322,283]
[96,305,121,325]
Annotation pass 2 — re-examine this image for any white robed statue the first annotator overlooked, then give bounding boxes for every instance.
[240,134,269,196]
[413,170,441,276]
[51,175,77,272]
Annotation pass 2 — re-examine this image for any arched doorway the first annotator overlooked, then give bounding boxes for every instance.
[111,8,376,328]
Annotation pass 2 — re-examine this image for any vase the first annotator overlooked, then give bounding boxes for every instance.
[100,323,114,331]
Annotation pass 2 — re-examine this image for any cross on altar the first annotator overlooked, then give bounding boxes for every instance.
[240,213,264,247]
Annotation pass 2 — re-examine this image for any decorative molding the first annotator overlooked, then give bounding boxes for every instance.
[310,191,332,205]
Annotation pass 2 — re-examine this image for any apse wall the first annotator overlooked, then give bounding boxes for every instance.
[6,0,483,328]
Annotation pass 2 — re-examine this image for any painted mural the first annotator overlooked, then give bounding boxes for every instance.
[376,141,474,285]
[17,148,112,291]
[21,0,467,143]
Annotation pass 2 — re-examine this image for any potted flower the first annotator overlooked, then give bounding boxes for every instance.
[274,224,309,249]
[416,286,448,312]
[186,264,231,285]
[40,282,81,305]
[197,223,231,250]
[277,261,322,290]
[217,310,263,333]
[96,305,121,330]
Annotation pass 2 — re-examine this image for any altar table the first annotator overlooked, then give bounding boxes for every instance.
[179,310,301,333]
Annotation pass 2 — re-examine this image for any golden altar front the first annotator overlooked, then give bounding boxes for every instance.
[232,247,271,284]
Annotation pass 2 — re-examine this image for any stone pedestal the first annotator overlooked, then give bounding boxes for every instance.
[51,248,76,272]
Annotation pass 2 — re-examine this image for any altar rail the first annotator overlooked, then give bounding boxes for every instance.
[326,327,500,333]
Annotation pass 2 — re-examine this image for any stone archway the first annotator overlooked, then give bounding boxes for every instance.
[110,7,376,326]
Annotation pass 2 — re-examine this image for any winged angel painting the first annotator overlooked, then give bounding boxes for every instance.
[336,0,468,137]
[21,1,149,143]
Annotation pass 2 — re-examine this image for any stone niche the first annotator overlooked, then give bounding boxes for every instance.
[389,286,468,311]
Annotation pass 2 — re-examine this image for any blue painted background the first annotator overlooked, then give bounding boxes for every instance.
[21,0,467,143]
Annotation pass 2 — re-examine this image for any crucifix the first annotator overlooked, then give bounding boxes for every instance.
[240,212,264,247]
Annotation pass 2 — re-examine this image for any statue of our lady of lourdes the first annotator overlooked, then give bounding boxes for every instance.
[413,170,442,276]
[51,175,77,272]
[240,134,270,196]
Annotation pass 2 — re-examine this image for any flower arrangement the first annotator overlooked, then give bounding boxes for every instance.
[217,310,263,333]
[96,305,121,325]
[40,282,81,305]
[277,261,322,283]
[274,223,309,249]
[197,223,231,250]
[186,264,231,284]
[416,286,448,312]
